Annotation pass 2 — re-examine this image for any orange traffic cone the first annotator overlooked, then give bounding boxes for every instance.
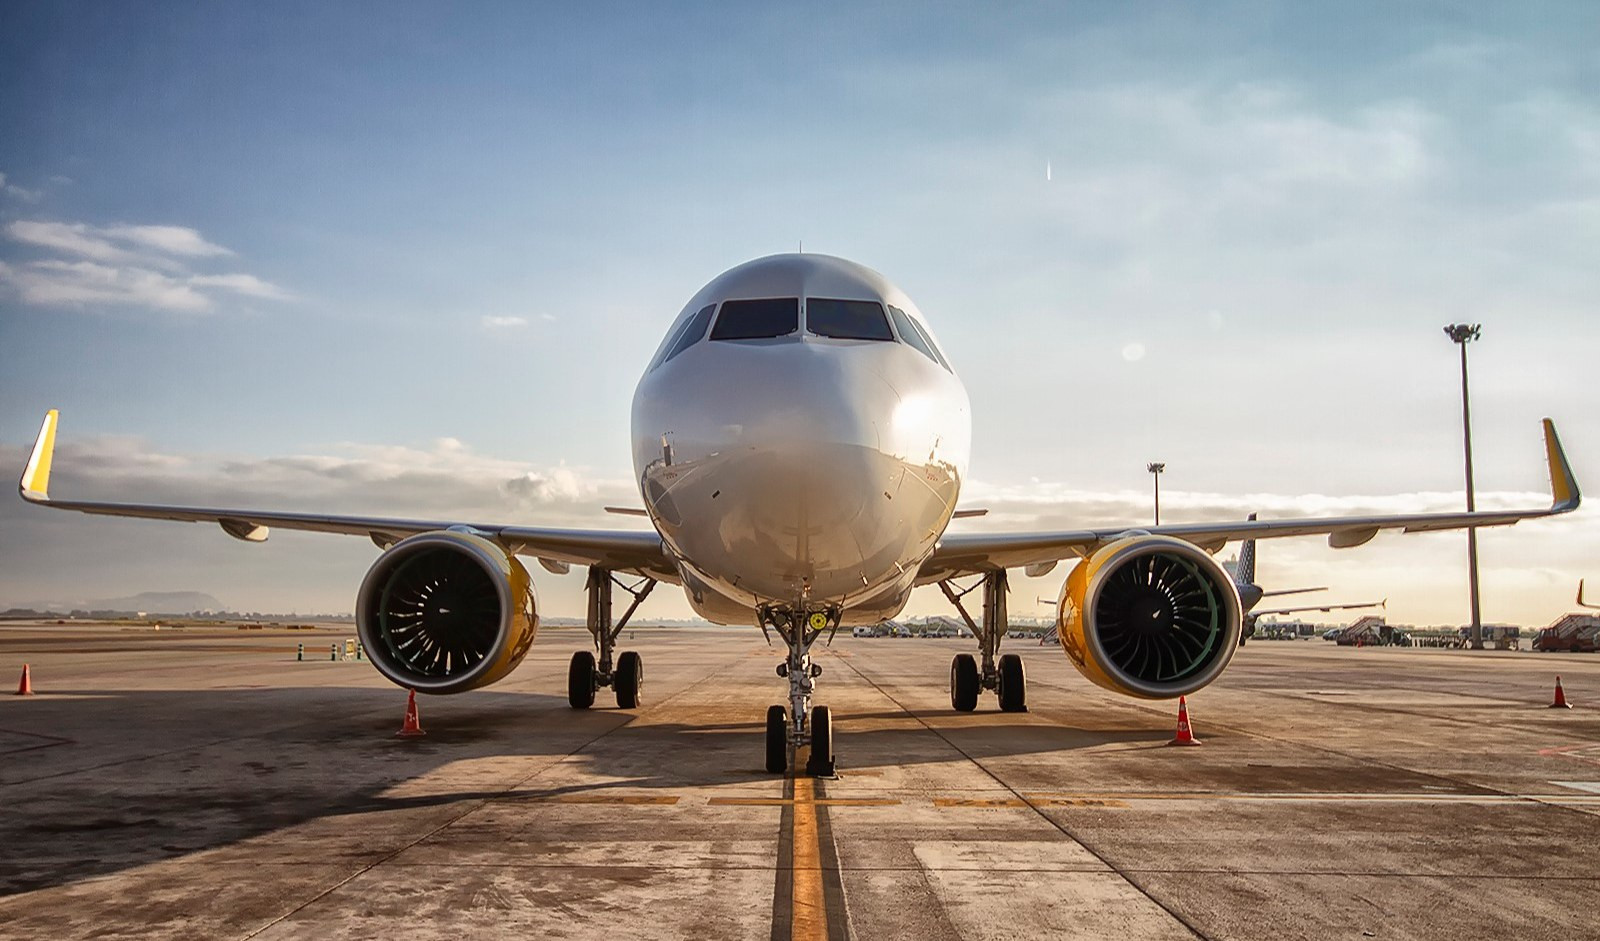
[15,664,34,696]
[396,689,425,736]
[1549,676,1572,709]
[1169,695,1201,745]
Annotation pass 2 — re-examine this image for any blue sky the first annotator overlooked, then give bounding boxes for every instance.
[2,2,1596,624]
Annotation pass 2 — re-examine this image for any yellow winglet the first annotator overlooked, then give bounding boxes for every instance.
[1543,418,1580,512]
[19,410,58,502]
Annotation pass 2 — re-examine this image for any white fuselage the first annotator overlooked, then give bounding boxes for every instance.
[630,255,971,626]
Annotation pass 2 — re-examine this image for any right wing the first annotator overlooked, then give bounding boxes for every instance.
[18,410,677,581]
[921,419,1580,582]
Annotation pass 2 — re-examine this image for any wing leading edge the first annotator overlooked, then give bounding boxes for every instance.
[921,418,1580,581]
[18,410,675,580]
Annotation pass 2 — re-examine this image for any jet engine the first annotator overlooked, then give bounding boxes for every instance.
[356,531,538,694]
[1056,535,1241,699]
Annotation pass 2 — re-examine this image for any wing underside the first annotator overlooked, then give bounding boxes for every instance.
[919,418,1579,582]
[18,411,676,581]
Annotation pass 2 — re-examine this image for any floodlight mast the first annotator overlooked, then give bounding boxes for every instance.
[1147,462,1166,526]
[1443,323,1484,650]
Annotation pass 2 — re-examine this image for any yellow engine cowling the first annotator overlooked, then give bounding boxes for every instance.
[356,531,539,694]
[1057,535,1242,699]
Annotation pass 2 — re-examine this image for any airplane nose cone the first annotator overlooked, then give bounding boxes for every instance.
[634,340,958,605]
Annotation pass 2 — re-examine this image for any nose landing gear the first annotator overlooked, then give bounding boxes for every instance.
[759,604,838,776]
[568,567,656,709]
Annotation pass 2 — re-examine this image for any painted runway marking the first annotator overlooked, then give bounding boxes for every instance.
[790,775,827,941]
[933,797,1128,808]
[1020,791,1600,805]
[712,797,900,807]
[522,794,680,805]
[1549,781,1600,794]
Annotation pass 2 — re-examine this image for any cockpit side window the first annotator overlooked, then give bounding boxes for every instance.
[662,304,716,364]
[805,298,894,340]
[888,304,950,370]
[710,298,799,340]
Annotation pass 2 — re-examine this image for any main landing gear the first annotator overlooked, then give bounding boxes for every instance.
[759,604,838,777]
[568,567,656,710]
[939,570,1028,713]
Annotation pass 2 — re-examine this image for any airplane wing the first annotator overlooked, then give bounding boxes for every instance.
[919,418,1579,582]
[17,410,677,581]
[1250,599,1384,619]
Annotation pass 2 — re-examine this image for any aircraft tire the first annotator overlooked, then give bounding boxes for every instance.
[807,705,834,777]
[950,654,979,712]
[615,651,643,708]
[997,653,1027,713]
[568,651,596,709]
[765,705,788,774]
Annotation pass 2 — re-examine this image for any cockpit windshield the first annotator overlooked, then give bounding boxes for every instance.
[662,304,716,363]
[710,298,799,340]
[806,298,894,340]
[888,305,951,370]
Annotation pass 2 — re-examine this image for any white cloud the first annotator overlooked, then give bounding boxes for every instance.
[481,315,529,329]
[1,218,286,314]
[1120,342,1145,361]
[0,171,44,202]
[188,273,292,299]
[0,260,212,311]
[6,220,232,263]
[100,224,234,258]
[0,260,289,312]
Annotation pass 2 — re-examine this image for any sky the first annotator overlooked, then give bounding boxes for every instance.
[1,1,1596,626]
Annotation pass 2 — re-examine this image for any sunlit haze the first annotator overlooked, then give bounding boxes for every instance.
[2,3,1596,627]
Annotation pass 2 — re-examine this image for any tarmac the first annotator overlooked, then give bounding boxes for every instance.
[2,622,1598,940]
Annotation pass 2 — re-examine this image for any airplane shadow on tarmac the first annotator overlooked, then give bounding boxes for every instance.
[0,684,1171,895]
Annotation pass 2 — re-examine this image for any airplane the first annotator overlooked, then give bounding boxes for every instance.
[1580,580,1598,610]
[1230,514,1384,644]
[17,253,1583,776]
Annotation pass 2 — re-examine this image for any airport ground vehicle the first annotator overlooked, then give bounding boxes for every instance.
[1534,616,1600,652]
[1337,617,1411,647]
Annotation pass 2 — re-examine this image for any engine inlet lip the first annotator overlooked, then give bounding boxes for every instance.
[1081,536,1242,699]
[356,531,514,694]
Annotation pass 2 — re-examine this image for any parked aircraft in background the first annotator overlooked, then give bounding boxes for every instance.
[1230,515,1385,644]
[18,254,1582,775]
[1579,580,1598,610]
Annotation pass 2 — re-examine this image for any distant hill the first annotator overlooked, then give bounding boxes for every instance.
[10,591,225,615]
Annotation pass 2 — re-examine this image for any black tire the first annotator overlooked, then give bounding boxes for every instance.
[615,651,643,708]
[806,705,834,777]
[997,653,1027,713]
[950,654,979,712]
[765,705,788,774]
[568,651,596,709]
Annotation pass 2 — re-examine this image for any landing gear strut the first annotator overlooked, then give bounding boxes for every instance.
[759,604,838,776]
[940,570,1027,713]
[568,567,656,709]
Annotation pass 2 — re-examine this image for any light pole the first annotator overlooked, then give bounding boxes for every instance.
[1443,323,1483,650]
[1147,462,1166,526]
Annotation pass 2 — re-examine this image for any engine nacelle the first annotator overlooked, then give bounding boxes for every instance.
[1057,535,1241,699]
[357,531,538,694]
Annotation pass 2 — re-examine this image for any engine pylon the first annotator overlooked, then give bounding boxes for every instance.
[1549,676,1572,710]
[1169,695,1201,746]
[396,689,426,737]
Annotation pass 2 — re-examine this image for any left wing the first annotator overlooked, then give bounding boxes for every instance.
[920,419,1579,582]
[18,410,677,581]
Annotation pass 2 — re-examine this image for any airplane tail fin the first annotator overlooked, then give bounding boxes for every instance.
[1236,512,1257,586]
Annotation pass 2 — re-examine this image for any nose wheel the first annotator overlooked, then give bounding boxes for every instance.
[763,704,835,776]
[759,603,840,776]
